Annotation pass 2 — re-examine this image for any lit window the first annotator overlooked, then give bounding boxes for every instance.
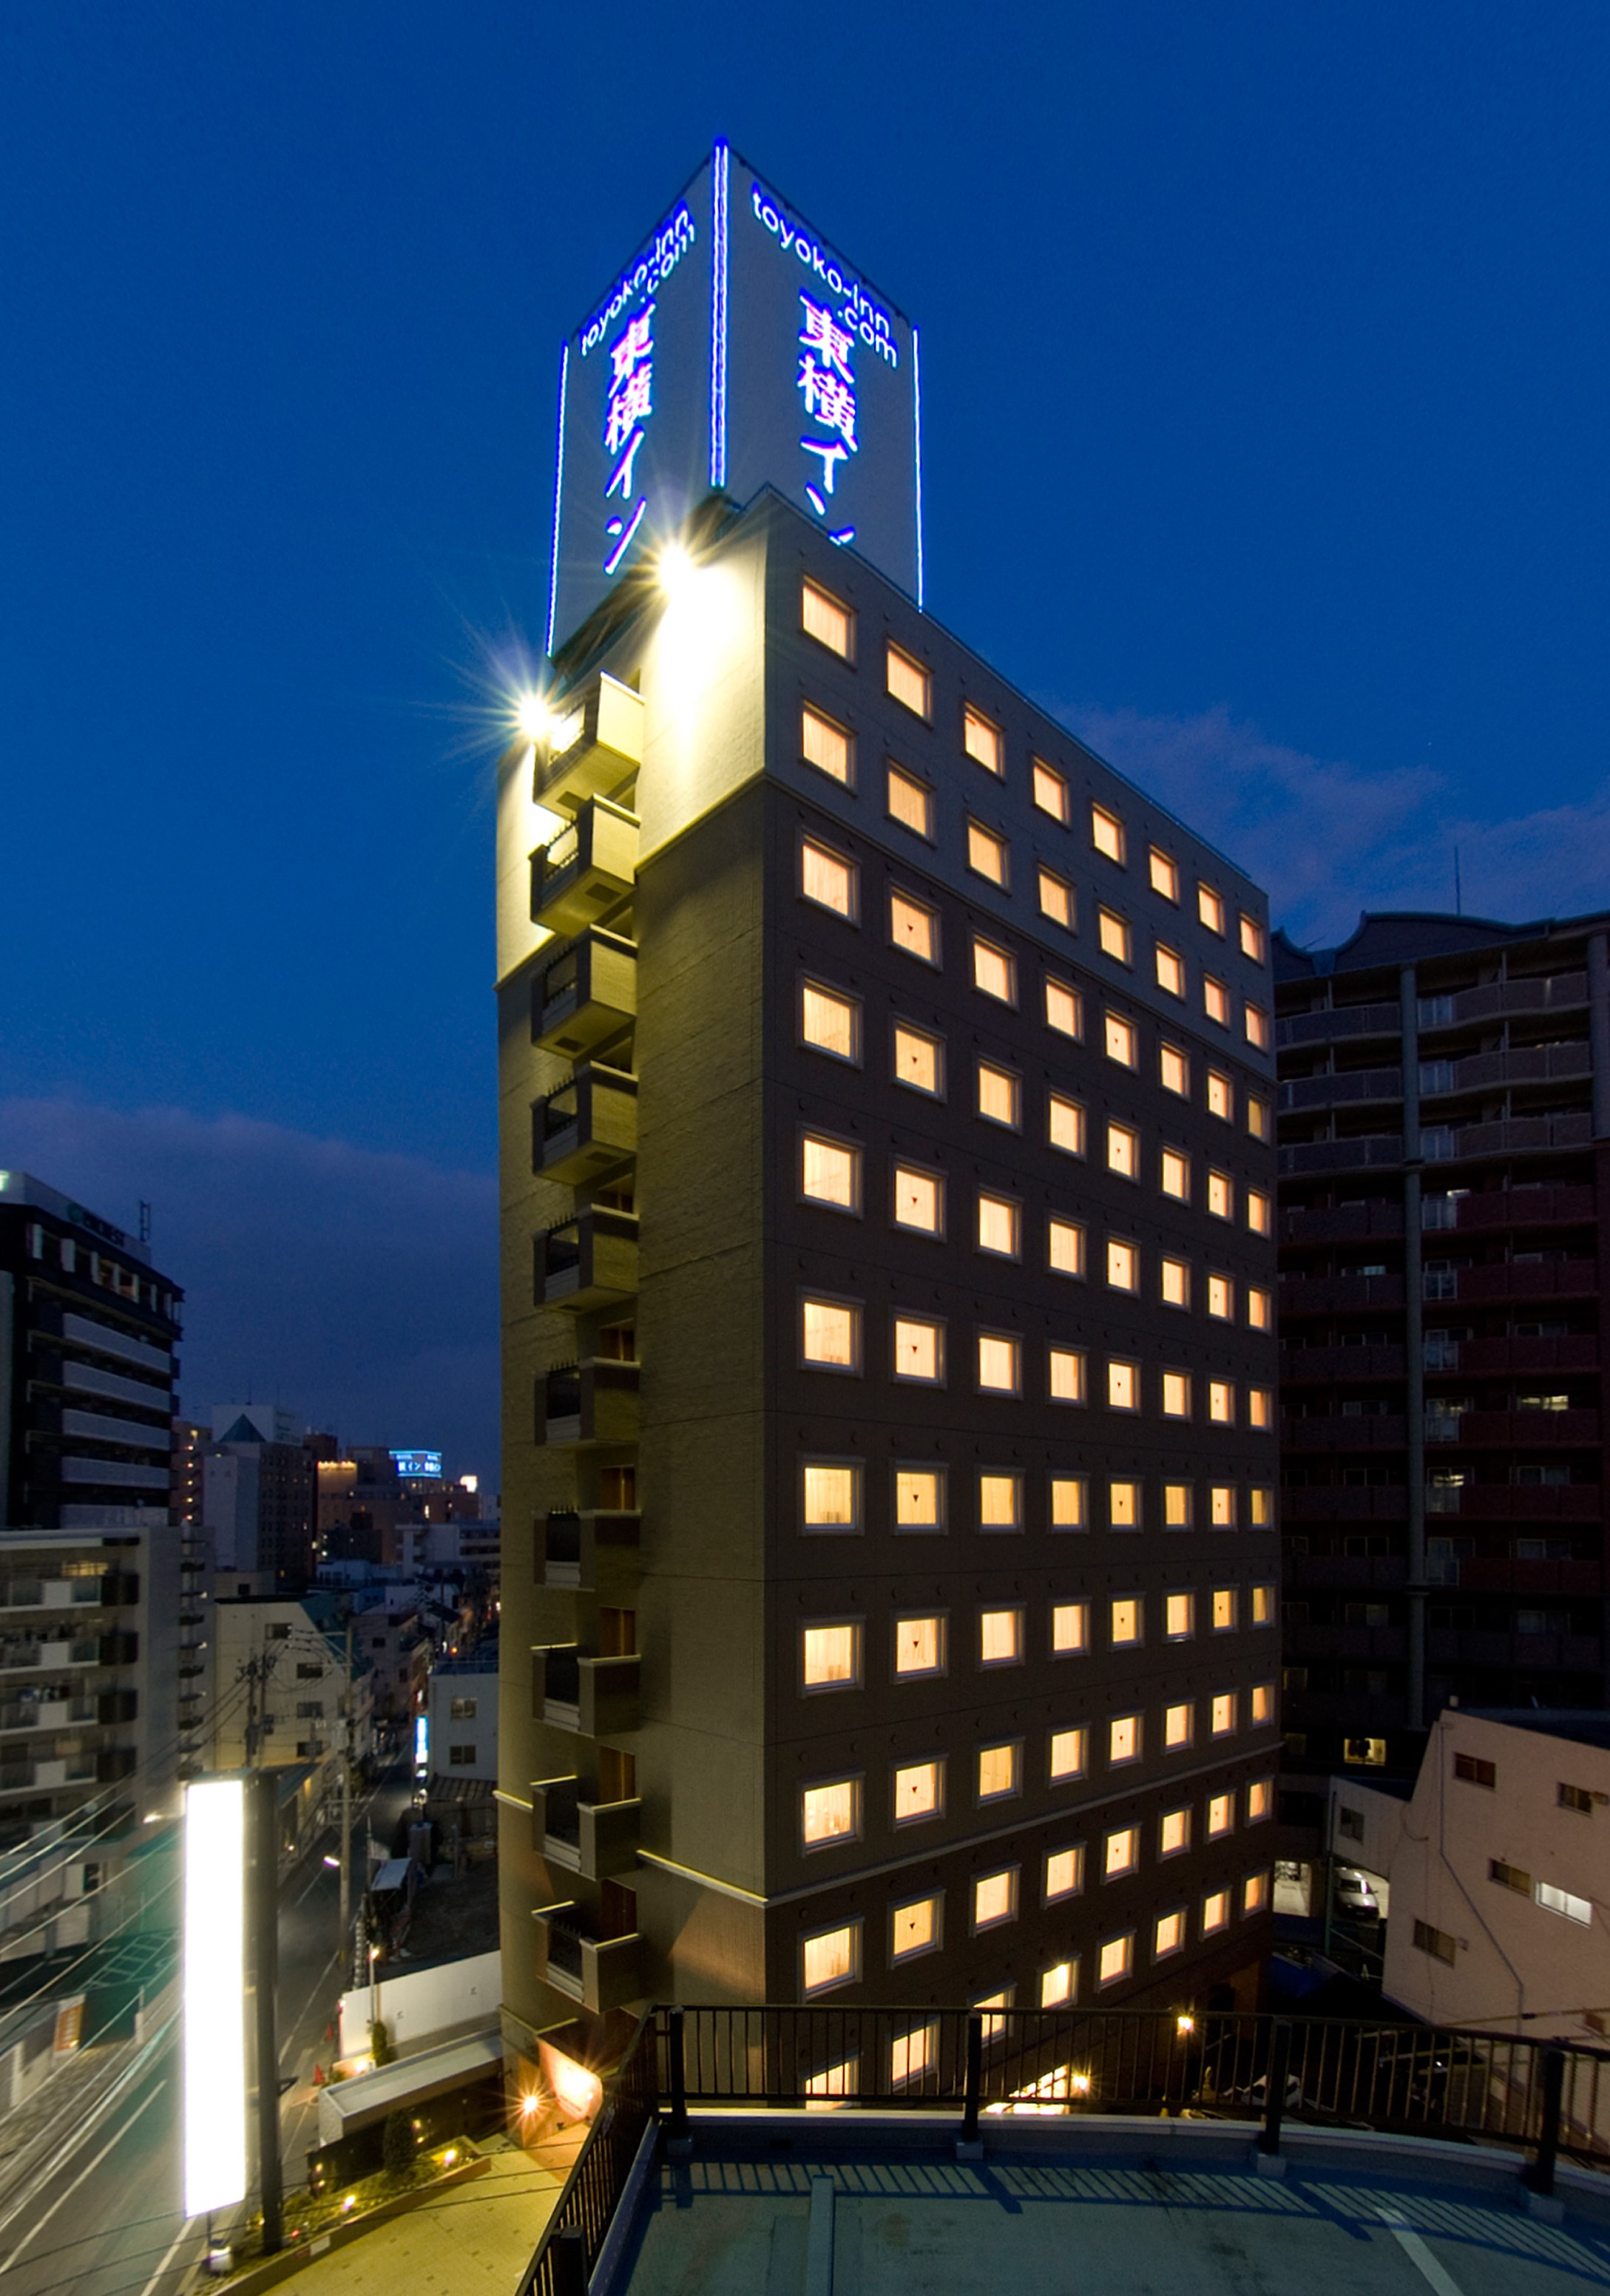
[1106,1237,1139,1291]
[1107,1122,1139,1179]
[801,704,852,787]
[1154,1911,1185,1959]
[1032,759,1069,822]
[972,937,1015,1003]
[1160,1256,1190,1309]
[802,1921,859,1995]
[1160,1043,1188,1096]
[802,1778,860,1846]
[800,836,856,917]
[1165,1592,1194,1640]
[802,1622,862,1689]
[1045,976,1083,1038]
[1246,1780,1271,1822]
[1105,1826,1138,1875]
[1243,1872,1269,1915]
[1048,1093,1085,1156]
[976,1192,1021,1257]
[1247,1189,1271,1236]
[1164,1483,1193,1528]
[892,1165,942,1235]
[1239,912,1264,962]
[977,1332,1021,1392]
[894,1468,944,1531]
[890,890,938,964]
[1050,1474,1088,1530]
[1160,1147,1190,1200]
[975,1993,1014,2044]
[978,1472,1022,1530]
[1207,1171,1234,1220]
[1052,1602,1089,1654]
[1244,1002,1269,1049]
[1208,1381,1234,1425]
[1149,847,1179,900]
[1049,1727,1088,1781]
[1104,1012,1137,1067]
[802,1134,859,1210]
[1154,944,1185,997]
[1211,1692,1237,1737]
[1048,1217,1086,1277]
[1109,1596,1141,1646]
[1109,1713,1140,1764]
[1251,1682,1275,1726]
[1246,1096,1271,1142]
[1097,908,1132,964]
[893,1759,942,1823]
[886,763,933,839]
[802,1298,859,1370]
[1248,1386,1273,1429]
[1045,1846,1083,1900]
[1251,1583,1274,1625]
[973,1869,1018,1929]
[1161,1369,1191,1419]
[1210,1486,1237,1527]
[1247,1287,1272,1331]
[1250,1486,1272,1525]
[893,1022,942,1094]
[886,643,930,717]
[1202,1891,1229,1934]
[1106,1359,1137,1412]
[802,979,859,1063]
[890,1894,941,1960]
[890,2022,937,2083]
[893,1615,945,1677]
[1205,1070,1232,1122]
[1091,804,1125,864]
[976,1060,1020,1127]
[1207,1273,1233,1319]
[893,1315,944,1383]
[1198,883,1225,933]
[802,579,853,657]
[967,820,1008,884]
[976,1738,1021,1793]
[1041,1961,1076,2007]
[963,705,1003,774]
[802,1460,860,1530]
[1049,1345,1086,1403]
[1160,1808,1191,1856]
[1203,976,1230,1026]
[1535,1882,1592,1925]
[1038,867,1075,929]
[1109,1480,1140,1528]
[1164,1701,1194,1749]
[1206,1793,1234,1838]
[1098,1935,1132,1987]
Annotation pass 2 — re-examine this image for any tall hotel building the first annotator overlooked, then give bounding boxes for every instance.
[496,153,1280,2068]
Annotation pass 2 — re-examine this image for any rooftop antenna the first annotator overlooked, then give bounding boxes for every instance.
[1453,845,1462,917]
[138,1201,152,1244]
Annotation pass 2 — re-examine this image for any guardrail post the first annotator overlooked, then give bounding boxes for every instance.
[667,2005,691,2153]
[1526,2045,1565,2201]
[551,2224,588,2296]
[956,2013,984,2159]
[1257,2020,1292,2163]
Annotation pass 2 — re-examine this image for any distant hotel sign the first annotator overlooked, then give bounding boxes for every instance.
[390,1449,443,1479]
[547,144,923,656]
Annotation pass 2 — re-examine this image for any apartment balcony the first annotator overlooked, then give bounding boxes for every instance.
[1279,1066,1402,1114]
[1280,1344,1406,1384]
[534,1901,643,2014]
[531,796,638,934]
[1285,1552,1409,1591]
[1457,1334,1599,1377]
[1281,1486,1408,1523]
[1422,1114,1594,1162]
[534,1063,637,1185]
[538,1207,639,1313]
[1276,1000,1400,1050]
[539,1358,640,1448]
[1421,1483,1603,1523]
[534,672,644,811]
[1441,1259,1597,1307]
[541,1508,640,1601]
[0,1577,106,1615]
[1277,1134,1404,1178]
[531,1775,642,1880]
[1426,1409,1600,1450]
[1458,1558,1604,1596]
[1425,1628,1602,1673]
[1290,1690,1407,1731]
[0,1755,99,1796]
[0,1694,97,1735]
[535,1644,641,1735]
[0,1636,104,1676]
[532,929,637,1059]
[1418,972,1588,1030]
[1279,1273,1405,1318]
[1450,1185,1597,1233]
[1282,1415,1407,1452]
[1279,1202,1404,1247]
[1420,1043,1592,1098]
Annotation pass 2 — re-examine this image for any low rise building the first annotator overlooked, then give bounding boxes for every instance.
[428,1653,498,1781]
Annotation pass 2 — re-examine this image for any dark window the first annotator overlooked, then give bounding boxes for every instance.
[1453,1753,1495,1789]
[1489,1859,1531,1894]
[1559,1782,1594,1814]
[1413,1919,1457,1965]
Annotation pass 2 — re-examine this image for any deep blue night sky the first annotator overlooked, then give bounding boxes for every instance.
[2,2,1606,1481]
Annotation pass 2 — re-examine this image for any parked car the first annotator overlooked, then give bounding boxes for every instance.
[1335,1866,1380,1918]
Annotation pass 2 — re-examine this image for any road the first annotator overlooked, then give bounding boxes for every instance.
[0,1764,415,2296]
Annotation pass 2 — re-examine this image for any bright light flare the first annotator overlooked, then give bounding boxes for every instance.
[183,1778,248,2218]
[656,541,695,600]
[1176,2014,1196,2037]
[515,691,552,745]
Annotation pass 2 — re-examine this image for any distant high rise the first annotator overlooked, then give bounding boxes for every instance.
[203,1401,317,1588]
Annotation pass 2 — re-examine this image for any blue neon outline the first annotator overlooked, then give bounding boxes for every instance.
[544,341,569,660]
[709,140,730,490]
[911,324,924,612]
[603,497,647,576]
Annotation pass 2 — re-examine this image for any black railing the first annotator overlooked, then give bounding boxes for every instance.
[515,2007,659,2296]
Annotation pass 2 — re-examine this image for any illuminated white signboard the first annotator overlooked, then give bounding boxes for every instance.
[390,1449,443,1479]
[183,1777,248,2218]
[547,142,922,655]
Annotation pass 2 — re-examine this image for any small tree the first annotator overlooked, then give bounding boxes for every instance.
[382,2110,416,2183]
[370,2018,393,2067]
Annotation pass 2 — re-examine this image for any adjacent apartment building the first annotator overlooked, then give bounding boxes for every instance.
[496,490,1282,2059]
[1274,911,1610,1812]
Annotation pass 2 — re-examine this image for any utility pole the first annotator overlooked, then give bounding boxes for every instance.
[339,1619,354,1985]
[240,1640,285,2258]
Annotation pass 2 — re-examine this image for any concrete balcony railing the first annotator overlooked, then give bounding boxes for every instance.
[536,1645,642,1736]
[1282,1415,1406,1452]
[1417,972,1588,1029]
[532,928,637,1060]
[1279,1067,1402,1113]
[532,796,638,935]
[0,1577,105,1613]
[1448,1185,1596,1232]
[532,1776,642,1880]
[1279,1273,1405,1317]
[1421,1114,1594,1162]
[1279,1344,1407,1384]
[538,1206,639,1313]
[1279,1202,1404,1246]
[533,1063,637,1186]
[1277,1134,1404,1177]
[540,1358,640,1448]
[1275,1000,1400,1049]
[1420,1043,1592,1098]
[534,1900,643,2014]
[534,672,643,812]
[0,1636,104,1675]
[541,1508,640,1601]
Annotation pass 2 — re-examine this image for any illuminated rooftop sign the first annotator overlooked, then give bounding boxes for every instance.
[547,143,922,656]
[390,1449,443,1480]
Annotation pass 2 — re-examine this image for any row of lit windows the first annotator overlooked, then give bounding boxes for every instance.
[797,1768,1274,1861]
[796,1463,1275,1535]
[800,1588,1274,1690]
[798,830,1271,1048]
[798,1869,1272,1998]
[802,1137,1275,1318]
[797,583,1266,963]
[798,978,1274,1161]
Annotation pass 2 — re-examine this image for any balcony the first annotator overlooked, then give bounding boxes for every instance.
[1278,1135,1404,1177]
[1418,972,1588,1030]
[1279,1067,1402,1114]
[538,1207,639,1313]
[1281,1486,1407,1522]
[535,672,644,811]
[539,1358,640,1448]
[1421,1114,1594,1162]
[532,929,637,1059]
[1420,1043,1592,1098]
[541,1508,640,1600]
[1276,1000,1400,1049]
[1456,1335,1598,1376]
[532,796,638,934]
[1430,1409,1600,1449]
[0,1636,104,1675]
[532,1775,642,1880]
[1450,1185,1597,1233]
[1444,1259,1597,1306]
[1279,1273,1405,1318]
[1280,1344,1406,1384]
[1280,1203,1404,1246]
[0,1693,96,1735]
[0,1577,106,1613]
[534,1901,643,2014]
[536,1644,641,1735]
[1282,1415,1407,1452]
[1426,1628,1602,1673]
[534,1063,637,1185]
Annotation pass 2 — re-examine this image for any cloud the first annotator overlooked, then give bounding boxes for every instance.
[1050,700,1610,948]
[0,1098,500,1486]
